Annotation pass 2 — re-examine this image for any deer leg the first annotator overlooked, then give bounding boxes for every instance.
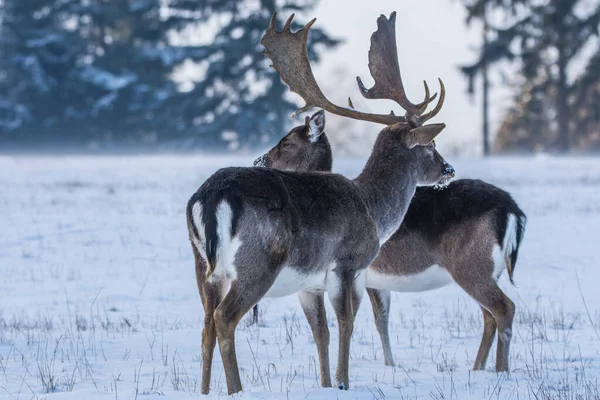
[298,291,332,387]
[193,249,222,395]
[213,274,277,395]
[454,274,515,372]
[327,271,358,390]
[199,281,222,394]
[251,304,259,325]
[492,291,515,372]
[367,288,395,366]
[473,306,497,370]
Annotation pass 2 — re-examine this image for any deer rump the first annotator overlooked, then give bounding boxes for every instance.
[187,166,378,296]
[371,179,527,289]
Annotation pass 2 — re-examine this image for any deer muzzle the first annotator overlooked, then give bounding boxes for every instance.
[442,163,455,179]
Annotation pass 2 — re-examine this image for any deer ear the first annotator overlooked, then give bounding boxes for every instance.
[406,123,446,148]
[306,109,325,143]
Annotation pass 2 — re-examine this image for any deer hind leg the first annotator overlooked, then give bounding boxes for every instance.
[199,280,222,394]
[327,270,362,390]
[454,273,515,372]
[473,306,497,370]
[213,269,279,395]
[298,291,332,387]
[367,288,395,366]
[193,249,223,395]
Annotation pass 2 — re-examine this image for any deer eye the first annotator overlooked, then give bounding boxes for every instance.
[281,142,293,149]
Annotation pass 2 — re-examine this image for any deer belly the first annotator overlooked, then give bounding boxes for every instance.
[365,265,453,292]
[264,267,327,298]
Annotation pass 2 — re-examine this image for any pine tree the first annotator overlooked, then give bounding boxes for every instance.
[1,0,338,149]
[0,0,82,137]
[162,0,341,150]
[459,0,600,153]
[571,50,600,149]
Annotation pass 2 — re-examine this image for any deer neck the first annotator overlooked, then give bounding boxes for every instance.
[353,131,417,244]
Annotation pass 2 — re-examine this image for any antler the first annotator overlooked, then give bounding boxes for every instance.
[357,12,445,123]
[261,13,406,125]
[261,12,445,126]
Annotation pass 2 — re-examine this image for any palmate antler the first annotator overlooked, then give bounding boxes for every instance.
[260,12,445,126]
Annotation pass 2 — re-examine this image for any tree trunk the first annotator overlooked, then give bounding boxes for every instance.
[482,3,490,156]
[556,29,570,152]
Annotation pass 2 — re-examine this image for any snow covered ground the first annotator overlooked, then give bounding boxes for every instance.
[1,153,600,399]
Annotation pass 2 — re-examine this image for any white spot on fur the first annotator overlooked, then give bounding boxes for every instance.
[264,267,327,298]
[366,264,453,292]
[265,262,341,298]
[191,202,207,260]
[208,201,241,283]
[499,328,512,342]
[492,213,518,280]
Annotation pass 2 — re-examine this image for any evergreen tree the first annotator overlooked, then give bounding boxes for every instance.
[59,0,201,144]
[163,0,341,150]
[459,0,600,153]
[457,0,525,155]
[571,50,600,149]
[0,0,82,137]
[1,0,339,149]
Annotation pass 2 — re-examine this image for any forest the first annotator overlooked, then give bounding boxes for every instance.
[0,0,599,153]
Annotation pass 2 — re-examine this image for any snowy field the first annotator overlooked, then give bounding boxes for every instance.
[1,153,600,400]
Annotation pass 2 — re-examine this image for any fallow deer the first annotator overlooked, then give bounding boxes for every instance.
[254,111,527,373]
[186,12,454,394]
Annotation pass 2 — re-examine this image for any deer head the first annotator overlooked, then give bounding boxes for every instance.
[254,110,332,172]
[261,12,455,186]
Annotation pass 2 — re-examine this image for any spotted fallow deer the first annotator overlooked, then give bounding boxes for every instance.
[254,110,527,373]
[186,12,454,395]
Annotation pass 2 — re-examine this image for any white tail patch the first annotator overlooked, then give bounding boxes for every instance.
[191,202,207,260]
[210,201,240,283]
[492,213,518,281]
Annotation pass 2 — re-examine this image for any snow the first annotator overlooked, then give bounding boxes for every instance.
[1,154,600,399]
[78,66,138,91]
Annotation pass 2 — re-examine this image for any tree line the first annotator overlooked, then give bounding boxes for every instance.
[0,0,339,150]
[461,0,600,153]
[1,0,599,153]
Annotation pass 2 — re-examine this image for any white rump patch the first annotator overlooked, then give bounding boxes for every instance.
[492,213,518,280]
[190,202,207,260]
[366,264,453,292]
[208,201,241,283]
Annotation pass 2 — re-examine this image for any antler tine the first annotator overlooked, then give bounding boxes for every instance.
[418,78,445,123]
[261,13,406,125]
[356,12,438,118]
[268,12,277,30]
[417,80,438,115]
[283,14,294,32]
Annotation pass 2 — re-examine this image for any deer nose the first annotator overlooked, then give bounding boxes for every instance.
[442,163,455,178]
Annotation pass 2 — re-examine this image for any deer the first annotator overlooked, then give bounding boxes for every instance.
[253,110,527,373]
[186,11,455,395]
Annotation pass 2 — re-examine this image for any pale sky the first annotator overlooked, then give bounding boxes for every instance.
[301,0,512,156]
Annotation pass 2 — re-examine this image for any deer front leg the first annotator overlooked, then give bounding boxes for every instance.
[367,288,395,366]
[298,291,332,387]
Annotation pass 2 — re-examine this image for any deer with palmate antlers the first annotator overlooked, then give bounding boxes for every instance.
[186,12,454,394]
[254,109,527,373]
